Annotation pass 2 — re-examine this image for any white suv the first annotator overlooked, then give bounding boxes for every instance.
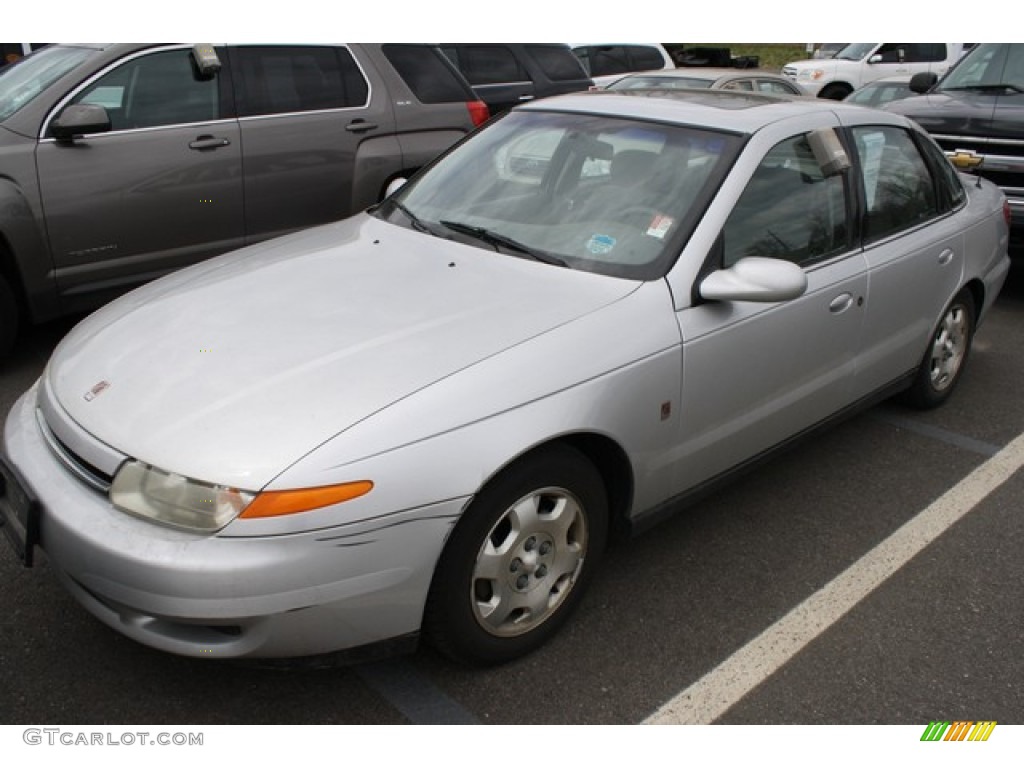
[783,43,965,99]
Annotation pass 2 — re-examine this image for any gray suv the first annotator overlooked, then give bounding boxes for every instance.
[0,43,489,357]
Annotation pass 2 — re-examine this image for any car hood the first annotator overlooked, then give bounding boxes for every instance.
[46,215,639,489]
[884,90,1024,140]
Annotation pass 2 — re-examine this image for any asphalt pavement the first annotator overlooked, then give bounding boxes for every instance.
[1,263,1021,727]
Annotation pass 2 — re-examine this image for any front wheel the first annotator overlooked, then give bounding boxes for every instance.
[424,445,608,665]
[904,289,976,409]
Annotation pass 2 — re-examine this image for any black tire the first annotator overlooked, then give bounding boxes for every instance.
[0,273,19,362]
[424,444,608,665]
[818,83,852,100]
[903,289,976,409]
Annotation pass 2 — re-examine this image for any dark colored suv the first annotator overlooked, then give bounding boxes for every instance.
[0,43,488,357]
[885,43,1024,249]
[441,44,593,114]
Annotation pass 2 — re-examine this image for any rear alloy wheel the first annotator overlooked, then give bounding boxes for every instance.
[425,445,607,665]
[905,289,976,409]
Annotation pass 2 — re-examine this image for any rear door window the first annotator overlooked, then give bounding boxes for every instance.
[524,45,589,82]
[232,46,368,116]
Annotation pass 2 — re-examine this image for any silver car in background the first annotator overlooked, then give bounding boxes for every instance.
[0,90,1010,666]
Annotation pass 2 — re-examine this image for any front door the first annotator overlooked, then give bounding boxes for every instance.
[36,45,244,311]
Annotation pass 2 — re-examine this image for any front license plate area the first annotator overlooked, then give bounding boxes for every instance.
[0,458,39,567]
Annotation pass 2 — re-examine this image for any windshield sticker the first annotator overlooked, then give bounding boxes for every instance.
[587,234,617,255]
[646,214,674,240]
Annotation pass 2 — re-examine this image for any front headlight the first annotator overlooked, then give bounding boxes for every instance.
[110,461,254,532]
[798,68,826,82]
[110,460,375,532]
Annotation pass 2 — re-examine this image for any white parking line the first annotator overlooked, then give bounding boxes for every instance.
[644,429,1024,725]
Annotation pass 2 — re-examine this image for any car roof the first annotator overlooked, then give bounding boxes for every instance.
[518,88,903,135]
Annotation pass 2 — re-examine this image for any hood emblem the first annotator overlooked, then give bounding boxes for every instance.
[948,150,983,170]
[83,380,111,401]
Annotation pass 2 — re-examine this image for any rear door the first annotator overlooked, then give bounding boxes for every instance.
[227,45,396,241]
[442,44,536,114]
[35,45,244,311]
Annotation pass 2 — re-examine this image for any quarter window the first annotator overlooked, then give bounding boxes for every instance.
[232,46,368,117]
[69,48,221,131]
[722,133,850,268]
[851,126,939,241]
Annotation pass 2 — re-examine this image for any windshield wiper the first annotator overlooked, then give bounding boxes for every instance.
[388,200,451,239]
[439,220,568,267]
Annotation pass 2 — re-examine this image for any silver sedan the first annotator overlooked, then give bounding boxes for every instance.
[0,90,1010,665]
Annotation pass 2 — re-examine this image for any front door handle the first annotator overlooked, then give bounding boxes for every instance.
[189,135,231,151]
[829,292,854,314]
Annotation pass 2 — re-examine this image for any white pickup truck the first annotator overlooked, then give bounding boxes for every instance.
[782,43,966,99]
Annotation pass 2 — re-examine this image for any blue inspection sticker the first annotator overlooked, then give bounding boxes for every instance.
[586,234,616,255]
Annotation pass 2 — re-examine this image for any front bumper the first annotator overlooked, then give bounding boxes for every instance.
[2,385,466,659]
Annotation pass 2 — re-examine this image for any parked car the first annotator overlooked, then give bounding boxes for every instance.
[783,43,965,99]
[1,90,1009,666]
[441,44,592,115]
[604,67,803,96]
[884,43,1024,251]
[843,75,914,108]
[0,43,488,358]
[571,44,675,87]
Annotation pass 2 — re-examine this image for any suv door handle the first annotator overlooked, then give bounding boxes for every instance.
[189,135,231,151]
[345,119,378,133]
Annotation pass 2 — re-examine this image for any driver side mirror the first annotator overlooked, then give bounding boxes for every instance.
[910,71,938,94]
[51,104,112,143]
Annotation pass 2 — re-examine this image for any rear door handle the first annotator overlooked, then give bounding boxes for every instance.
[345,119,378,133]
[189,135,231,151]
[938,248,955,265]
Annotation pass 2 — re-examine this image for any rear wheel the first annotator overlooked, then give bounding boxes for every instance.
[425,444,608,665]
[904,289,975,409]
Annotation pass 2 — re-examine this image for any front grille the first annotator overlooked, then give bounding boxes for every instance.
[36,409,113,493]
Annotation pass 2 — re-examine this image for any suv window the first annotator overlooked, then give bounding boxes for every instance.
[382,44,475,103]
[525,44,589,82]
[573,45,666,77]
[851,126,939,241]
[723,133,850,268]
[442,45,527,85]
[69,48,222,131]
[232,46,368,117]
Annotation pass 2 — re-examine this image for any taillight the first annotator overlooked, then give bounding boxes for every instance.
[466,100,489,127]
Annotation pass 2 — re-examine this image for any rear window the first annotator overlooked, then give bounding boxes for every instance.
[525,45,589,82]
[383,44,475,103]
[233,46,368,116]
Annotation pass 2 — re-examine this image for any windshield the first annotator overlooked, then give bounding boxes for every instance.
[375,109,742,280]
[834,43,877,61]
[939,43,1024,91]
[0,45,95,121]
